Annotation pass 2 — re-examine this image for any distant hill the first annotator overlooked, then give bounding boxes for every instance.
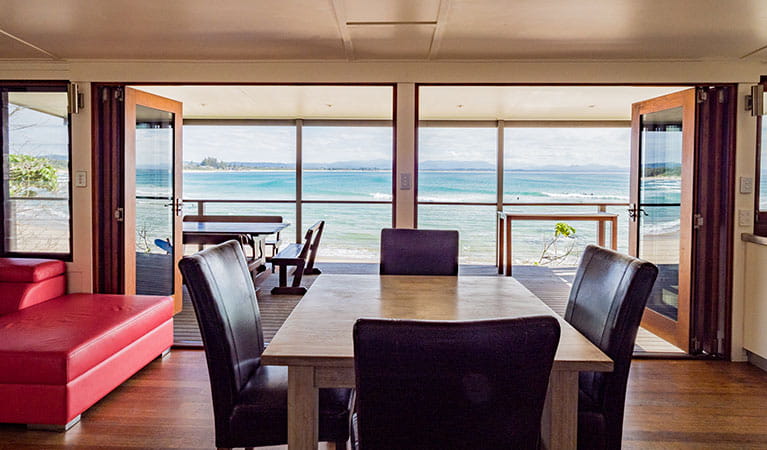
[183,158,633,172]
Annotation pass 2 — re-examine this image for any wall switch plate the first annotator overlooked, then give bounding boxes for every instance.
[75,170,87,188]
[739,209,753,226]
[740,176,753,194]
[400,173,411,190]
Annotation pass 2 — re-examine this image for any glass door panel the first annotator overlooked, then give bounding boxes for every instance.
[124,88,183,312]
[629,89,694,352]
[134,105,175,296]
[638,107,683,322]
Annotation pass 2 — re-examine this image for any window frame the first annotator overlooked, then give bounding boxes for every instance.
[0,81,73,261]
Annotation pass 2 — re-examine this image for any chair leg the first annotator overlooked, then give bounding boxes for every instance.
[291,260,306,287]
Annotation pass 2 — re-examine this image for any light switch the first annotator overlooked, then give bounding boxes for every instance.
[75,170,87,188]
[740,176,753,194]
[400,173,412,190]
[739,209,753,226]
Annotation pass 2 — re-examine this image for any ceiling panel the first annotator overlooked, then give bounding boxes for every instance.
[350,24,434,59]
[0,0,346,59]
[135,85,394,120]
[436,0,767,60]
[344,0,441,23]
[419,86,688,120]
[0,33,52,59]
[134,85,686,121]
[1,0,766,61]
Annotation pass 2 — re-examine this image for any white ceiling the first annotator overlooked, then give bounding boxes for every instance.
[1,0,767,61]
[135,85,686,120]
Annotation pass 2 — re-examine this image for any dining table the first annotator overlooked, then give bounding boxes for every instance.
[261,274,613,450]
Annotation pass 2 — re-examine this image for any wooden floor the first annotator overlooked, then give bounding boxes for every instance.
[1,350,765,449]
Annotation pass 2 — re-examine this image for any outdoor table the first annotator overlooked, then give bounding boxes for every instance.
[497,211,619,276]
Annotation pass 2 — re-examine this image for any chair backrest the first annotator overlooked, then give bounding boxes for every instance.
[178,240,265,435]
[299,220,325,260]
[353,316,561,450]
[379,228,459,275]
[183,214,283,223]
[564,244,658,449]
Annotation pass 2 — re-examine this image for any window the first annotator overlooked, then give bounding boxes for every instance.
[756,82,767,235]
[1,85,72,258]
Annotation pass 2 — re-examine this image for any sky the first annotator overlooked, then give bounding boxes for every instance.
[183,124,636,169]
[9,103,677,170]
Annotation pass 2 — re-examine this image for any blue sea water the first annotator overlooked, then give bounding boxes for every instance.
[136,169,680,264]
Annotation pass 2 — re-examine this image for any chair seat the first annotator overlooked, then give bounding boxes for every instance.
[230,365,351,445]
[272,243,304,261]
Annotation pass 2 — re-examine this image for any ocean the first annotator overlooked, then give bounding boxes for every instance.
[135,169,681,264]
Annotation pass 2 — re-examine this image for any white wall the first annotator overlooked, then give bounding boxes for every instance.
[2,58,766,359]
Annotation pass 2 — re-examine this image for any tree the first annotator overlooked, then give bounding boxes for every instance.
[8,154,59,197]
[536,222,577,265]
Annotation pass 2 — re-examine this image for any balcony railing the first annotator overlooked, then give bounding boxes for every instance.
[183,198,629,265]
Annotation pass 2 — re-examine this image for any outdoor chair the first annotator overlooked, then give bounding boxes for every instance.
[178,240,350,449]
[379,228,459,275]
[565,244,658,450]
[270,220,324,295]
[351,316,561,449]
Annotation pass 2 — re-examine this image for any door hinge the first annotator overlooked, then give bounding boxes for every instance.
[67,83,84,114]
[696,88,708,103]
[718,89,726,104]
[748,84,764,116]
[694,213,704,229]
[114,207,125,222]
[114,88,124,102]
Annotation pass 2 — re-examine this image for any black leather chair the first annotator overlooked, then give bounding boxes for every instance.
[379,228,459,275]
[565,245,658,450]
[178,240,351,449]
[351,316,561,450]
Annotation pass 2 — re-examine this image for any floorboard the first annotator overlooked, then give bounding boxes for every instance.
[1,351,765,449]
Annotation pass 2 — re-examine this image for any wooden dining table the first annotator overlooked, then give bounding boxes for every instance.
[261,274,613,450]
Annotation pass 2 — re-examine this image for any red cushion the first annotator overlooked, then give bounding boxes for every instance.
[0,275,66,315]
[0,258,66,282]
[0,293,173,385]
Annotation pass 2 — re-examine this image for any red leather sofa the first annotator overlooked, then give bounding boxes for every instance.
[0,258,173,431]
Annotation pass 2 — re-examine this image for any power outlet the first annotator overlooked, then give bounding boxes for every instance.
[738,209,753,226]
[740,176,754,194]
[75,170,87,188]
[400,173,412,190]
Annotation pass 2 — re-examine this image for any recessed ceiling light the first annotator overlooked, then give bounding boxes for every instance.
[588,104,596,108]
[326,103,333,108]
[457,104,464,108]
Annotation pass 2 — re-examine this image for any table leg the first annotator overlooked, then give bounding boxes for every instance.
[497,216,504,274]
[505,218,513,276]
[288,366,318,450]
[597,220,606,247]
[541,370,578,450]
[611,217,618,250]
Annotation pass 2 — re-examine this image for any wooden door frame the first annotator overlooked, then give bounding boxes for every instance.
[629,89,695,353]
[123,88,184,312]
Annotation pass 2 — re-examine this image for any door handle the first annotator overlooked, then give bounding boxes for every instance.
[163,198,183,216]
[628,204,648,221]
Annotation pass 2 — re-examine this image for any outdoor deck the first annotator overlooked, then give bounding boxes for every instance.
[172,262,683,355]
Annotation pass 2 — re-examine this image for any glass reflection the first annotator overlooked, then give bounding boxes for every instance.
[135,105,174,296]
[638,108,682,320]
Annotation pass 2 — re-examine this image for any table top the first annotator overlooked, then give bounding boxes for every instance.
[262,274,613,372]
[497,211,618,220]
[183,221,290,235]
